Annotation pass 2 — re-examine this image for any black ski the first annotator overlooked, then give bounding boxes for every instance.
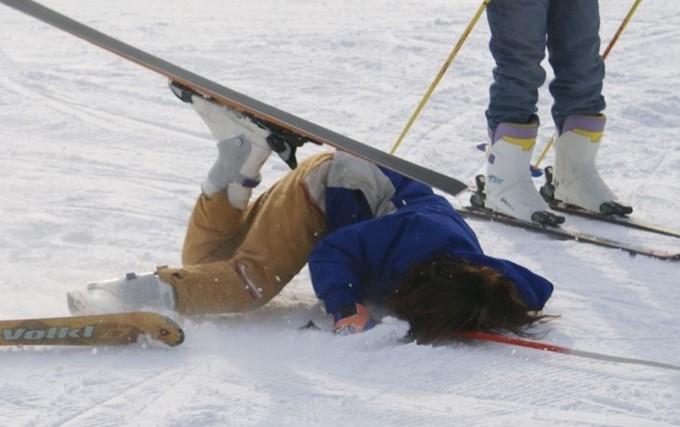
[0,0,467,198]
[538,166,680,239]
[457,206,680,261]
[549,201,680,239]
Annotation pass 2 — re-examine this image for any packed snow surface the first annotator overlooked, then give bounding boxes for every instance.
[1,0,679,425]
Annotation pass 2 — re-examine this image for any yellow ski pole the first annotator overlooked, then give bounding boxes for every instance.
[390,0,490,155]
[603,0,643,60]
[531,134,555,172]
[533,0,644,170]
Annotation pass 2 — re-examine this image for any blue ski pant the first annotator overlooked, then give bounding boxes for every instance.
[485,0,606,132]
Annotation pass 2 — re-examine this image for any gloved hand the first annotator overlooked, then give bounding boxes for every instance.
[333,303,376,335]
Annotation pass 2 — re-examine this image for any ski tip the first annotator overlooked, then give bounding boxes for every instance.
[131,312,185,347]
[91,311,185,347]
[159,316,185,347]
[667,253,680,262]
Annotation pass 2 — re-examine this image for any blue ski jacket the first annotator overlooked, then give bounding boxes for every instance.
[307,154,553,315]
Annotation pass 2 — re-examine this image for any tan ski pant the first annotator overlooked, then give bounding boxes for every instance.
[156,153,332,315]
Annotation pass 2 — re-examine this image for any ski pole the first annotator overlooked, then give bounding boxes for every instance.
[533,0,644,170]
[457,330,680,372]
[390,0,490,155]
[602,0,644,61]
[301,320,678,372]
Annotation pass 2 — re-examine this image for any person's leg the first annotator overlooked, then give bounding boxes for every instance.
[485,123,547,221]
[482,0,566,224]
[180,192,246,266]
[486,0,550,131]
[547,1,630,214]
[547,0,606,130]
[551,115,631,214]
[157,153,333,315]
[68,86,298,315]
[188,93,273,210]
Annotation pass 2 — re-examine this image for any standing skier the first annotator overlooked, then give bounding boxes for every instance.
[482,0,632,225]
[68,83,553,342]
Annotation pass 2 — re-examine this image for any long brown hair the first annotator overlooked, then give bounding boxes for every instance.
[387,255,544,344]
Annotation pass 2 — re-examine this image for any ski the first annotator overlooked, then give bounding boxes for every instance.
[457,205,680,261]
[468,184,680,239]
[538,166,680,238]
[0,0,467,198]
[549,201,680,239]
[0,312,184,347]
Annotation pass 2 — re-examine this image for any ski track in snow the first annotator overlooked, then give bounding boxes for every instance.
[1,0,679,425]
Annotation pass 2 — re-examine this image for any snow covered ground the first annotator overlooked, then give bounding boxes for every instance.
[1,0,679,425]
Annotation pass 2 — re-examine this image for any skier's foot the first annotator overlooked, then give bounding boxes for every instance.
[482,123,564,226]
[169,81,272,157]
[200,134,272,207]
[472,175,564,226]
[548,115,632,216]
[67,272,176,316]
[169,80,306,171]
[169,81,273,208]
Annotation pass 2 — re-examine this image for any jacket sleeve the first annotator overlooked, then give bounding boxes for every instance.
[308,211,449,314]
[307,225,367,314]
[308,218,392,314]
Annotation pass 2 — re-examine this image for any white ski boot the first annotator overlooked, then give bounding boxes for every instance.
[551,115,632,216]
[482,123,564,225]
[67,272,176,315]
[169,82,273,209]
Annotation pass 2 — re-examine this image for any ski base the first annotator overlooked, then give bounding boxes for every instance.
[0,312,184,347]
[457,206,680,261]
